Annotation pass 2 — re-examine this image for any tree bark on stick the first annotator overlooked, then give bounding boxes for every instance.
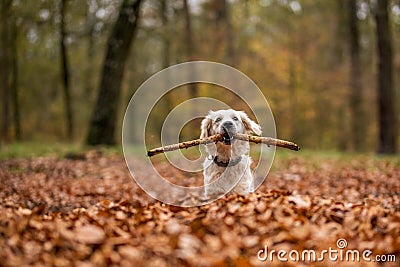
[86,0,142,145]
[234,133,300,151]
[60,0,74,140]
[147,133,300,157]
[148,134,224,157]
[374,0,397,154]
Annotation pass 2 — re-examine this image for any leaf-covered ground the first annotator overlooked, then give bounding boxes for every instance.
[0,151,399,266]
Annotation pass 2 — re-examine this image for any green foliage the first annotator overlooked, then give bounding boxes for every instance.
[0,141,81,159]
[0,141,124,160]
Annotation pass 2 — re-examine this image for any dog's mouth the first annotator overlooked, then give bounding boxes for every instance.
[221,129,235,145]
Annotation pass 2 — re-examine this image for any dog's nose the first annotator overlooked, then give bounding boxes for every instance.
[222,121,234,129]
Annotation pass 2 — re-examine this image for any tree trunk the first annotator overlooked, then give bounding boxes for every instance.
[183,0,197,98]
[11,16,21,140]
[213,0,235,66]
[84,0,96,99]
[86,0,142,145]
[348,0,364,151]
[334,0,346,64]
[159,0,174,113]
[1,0,12,143]
[374,0,397,154]
[288,58,297,142]
[60,0,73,140]
[160,0,170,69]
[335,0,348,151]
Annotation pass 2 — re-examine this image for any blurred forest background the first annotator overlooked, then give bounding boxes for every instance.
[0,0,399,153]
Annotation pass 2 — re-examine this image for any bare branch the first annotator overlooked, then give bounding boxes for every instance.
[147,134,300,157]
[234,133,300,151]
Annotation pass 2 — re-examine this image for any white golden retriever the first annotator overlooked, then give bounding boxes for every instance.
[200,109,262,197]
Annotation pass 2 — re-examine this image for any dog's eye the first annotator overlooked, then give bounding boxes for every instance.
[232,116,238,121]
[215,118,222,122]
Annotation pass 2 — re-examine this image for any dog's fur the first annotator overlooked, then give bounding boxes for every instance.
[200,109,261,197]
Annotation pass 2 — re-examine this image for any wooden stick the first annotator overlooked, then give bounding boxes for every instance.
[147,134,224,157]
[234,133,300,151]
[147,134,300,157]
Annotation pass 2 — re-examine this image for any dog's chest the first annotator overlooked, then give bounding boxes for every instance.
[203,158,250,181]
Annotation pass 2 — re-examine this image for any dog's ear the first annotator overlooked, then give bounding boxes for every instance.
[238,111,262,136]
[200,111,214,138]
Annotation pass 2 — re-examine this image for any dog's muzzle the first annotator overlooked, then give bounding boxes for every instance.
[221,121,235,145]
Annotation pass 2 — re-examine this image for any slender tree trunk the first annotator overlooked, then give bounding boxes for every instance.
[1,0,12,143]
[288,58,297,142]
[86,0,142,145]
[60,0,73,140]
[286,15,300,143]
[213,0,235,66]
[244,0,249,22]
[223,0,235,65]
[84,0,96,99]
[159,0,174,112]
[335,0,348,151]
[183,0,197,98]
[160,0,170,69]
[334,0,346,64]
[348,0,364,151]
[11,17,21,140]
[374,0,397,154]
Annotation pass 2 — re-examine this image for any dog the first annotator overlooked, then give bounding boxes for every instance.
[200,109,262,197]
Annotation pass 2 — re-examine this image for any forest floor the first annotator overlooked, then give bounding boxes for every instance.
[0,148,399,266]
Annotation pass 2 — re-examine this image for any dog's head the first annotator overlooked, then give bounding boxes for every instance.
[200,109,261,145]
